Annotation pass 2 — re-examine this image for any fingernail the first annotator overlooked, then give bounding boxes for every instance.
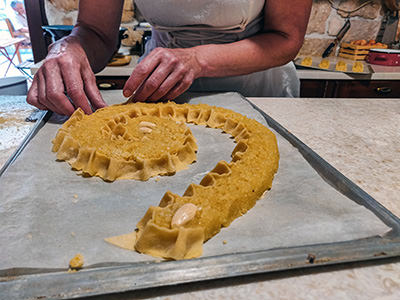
[123,89,132,97]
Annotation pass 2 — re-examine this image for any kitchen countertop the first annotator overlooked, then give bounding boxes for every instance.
[30,56,400,80]
[297,67,400,80]
[1,95,400,299]
[295,56,400,80]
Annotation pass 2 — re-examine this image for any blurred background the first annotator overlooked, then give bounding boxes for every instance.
[0,0,33,78]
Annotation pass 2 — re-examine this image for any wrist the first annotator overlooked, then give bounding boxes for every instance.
[47,36,85,57]
[69,24,116,73]
[192,45,216,78]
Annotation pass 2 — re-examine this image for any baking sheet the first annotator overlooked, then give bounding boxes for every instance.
[0,92,391,274]
[294,56,373,74]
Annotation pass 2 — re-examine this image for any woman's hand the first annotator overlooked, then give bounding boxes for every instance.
[27,36,107,116]
[123,47,203,102]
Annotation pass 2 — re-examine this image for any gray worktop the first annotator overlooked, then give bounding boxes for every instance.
[1,95,400,299]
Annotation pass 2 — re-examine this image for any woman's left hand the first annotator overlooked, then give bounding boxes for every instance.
[123,47,203,102]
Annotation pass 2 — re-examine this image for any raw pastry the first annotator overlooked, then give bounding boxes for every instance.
[301,56,313,67]
[318,59,330,69]
[352,61,364,73]
[338,52,366,61]
[335,61,347,72]
[52,107,198,181]
[53,102,279,260]
[339,41,387,61]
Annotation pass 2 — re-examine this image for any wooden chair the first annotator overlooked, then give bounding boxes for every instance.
[4,18,31,63]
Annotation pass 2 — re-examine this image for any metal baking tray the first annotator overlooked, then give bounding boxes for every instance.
[294,56,374,75]
[1,93,400,300]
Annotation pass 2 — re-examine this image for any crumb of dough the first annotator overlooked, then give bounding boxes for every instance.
[71,232,76,237]
[69,253,84,270]
[72,194,79,204]
[67,269,77,273]
[223,240,227,245]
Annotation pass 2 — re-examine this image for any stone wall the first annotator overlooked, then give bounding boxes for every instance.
[299,0,389,56]
[45,0,141,46]
[43,0,396,53]
[45,0,136,24]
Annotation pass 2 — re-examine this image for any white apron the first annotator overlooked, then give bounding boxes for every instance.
[135,0,299,97]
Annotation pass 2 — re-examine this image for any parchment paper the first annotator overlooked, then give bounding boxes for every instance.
[0,92,390,272]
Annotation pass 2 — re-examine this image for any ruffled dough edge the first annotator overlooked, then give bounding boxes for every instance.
[53,102,279,260]
[130,102,279,260]
[52,105,198,181]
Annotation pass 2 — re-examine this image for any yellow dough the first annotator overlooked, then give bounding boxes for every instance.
[335,61,347,72]
[104,232,137,251]
[52,107,198,181]
[352,61,364,73]
[69,253,84,269]
[301,56,313,67]
[53,102,279,260]
[318,59,330,69]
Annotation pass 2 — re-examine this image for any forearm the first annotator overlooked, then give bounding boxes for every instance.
[68,0,124,73]
[194,31,302,78]
[69,24,116,73]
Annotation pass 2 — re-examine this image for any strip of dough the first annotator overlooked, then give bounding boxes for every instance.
[53,102,279,260]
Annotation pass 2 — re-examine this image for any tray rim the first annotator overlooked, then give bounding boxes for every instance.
[1,93,400,300]
[0,109,50,178]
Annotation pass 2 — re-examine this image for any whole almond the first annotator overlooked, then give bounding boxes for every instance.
[171,203,198,228]
[139,121,156,128]
[139,127,152,133]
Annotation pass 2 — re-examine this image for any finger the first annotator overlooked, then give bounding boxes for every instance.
[42,64,75,116]
[123,49,163,97]
[26,75,47,110]
[59,63,92,115]
[131,63,174,101]
[81,67,107,111]
[147,65,187,101]
[37,71,63,114]
[162,73,194,100]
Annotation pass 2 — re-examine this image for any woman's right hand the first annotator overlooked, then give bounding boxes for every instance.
[27,36,107,116]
